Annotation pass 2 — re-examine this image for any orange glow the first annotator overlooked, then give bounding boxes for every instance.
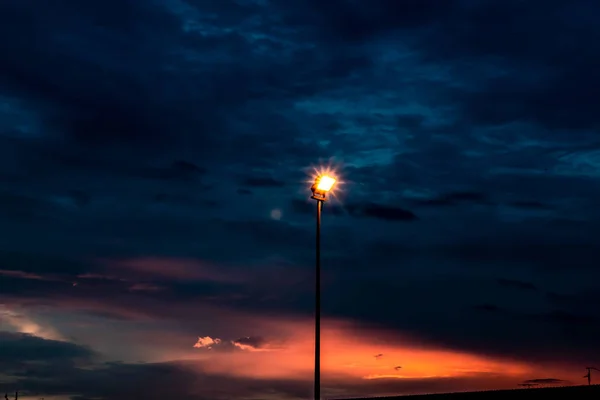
[307,162,344,201]
[2,298,580,399]
[186,318,536,384]
[316,175,336,192]
[0,305,65,341]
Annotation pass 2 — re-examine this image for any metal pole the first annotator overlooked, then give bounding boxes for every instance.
[314,199,322,400]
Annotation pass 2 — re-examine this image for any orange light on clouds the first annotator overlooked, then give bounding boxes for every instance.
[3,299,579,399]
[0,305,65,341]
[188,317,535,384]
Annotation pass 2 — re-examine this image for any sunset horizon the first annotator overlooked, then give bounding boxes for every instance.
[1,0,599,399]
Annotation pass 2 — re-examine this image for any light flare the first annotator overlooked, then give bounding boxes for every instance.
[307,161,345,202]
[316,175,336,191]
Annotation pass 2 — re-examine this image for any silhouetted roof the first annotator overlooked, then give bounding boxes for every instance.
[337,385,600,400]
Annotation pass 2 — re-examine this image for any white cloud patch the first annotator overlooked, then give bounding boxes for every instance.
[193,336,222,350]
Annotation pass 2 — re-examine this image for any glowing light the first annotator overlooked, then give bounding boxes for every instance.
[308,162,343,202]
[316,175,336,192]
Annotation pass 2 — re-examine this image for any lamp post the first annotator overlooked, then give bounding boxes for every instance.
[310,174,336,400]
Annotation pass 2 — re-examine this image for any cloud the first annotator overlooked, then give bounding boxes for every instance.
[128,282,164,293]
[0,332,94,366]
[347,203,418,222]
[507,201,552,210]
[473,304,502,313]
[104,257,242,283]
[290,198,345,216]
[412,191,491,207]
[0,269,54,281]
[522,378,567,385]
[193,336,222,350]
[401,1,600,132]
[545,289,600,317]
[135,160,207,182]
[442,240,600,272]
[1,0,600,398]
[2,249,599,371]
[231,336,271,352]
[0,314,555,399]
[496,278,538,291]
[0,305,65,341]
[534,310,598,326]
[180,318,539,386]
[0,356,539,400]
[240,176,286,188]
[0,283,589,399]
[236,188,253,195]
[287,0,459,43]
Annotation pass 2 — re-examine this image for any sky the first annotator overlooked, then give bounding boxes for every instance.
[1,0,600,399]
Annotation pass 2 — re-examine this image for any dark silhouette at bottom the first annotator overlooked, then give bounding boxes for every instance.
[341,384,600,399]
[518,383,539,388]
[4,391,17,400]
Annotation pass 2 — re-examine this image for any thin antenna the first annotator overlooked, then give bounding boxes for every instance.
[584,367,599,385]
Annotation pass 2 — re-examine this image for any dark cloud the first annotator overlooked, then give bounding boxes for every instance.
[496,279,537,291]
[137,161,206,182]
[412,191,490,207]
[0,332,94,369]
[348,203,418,222]
[522,378,567,385]
[533,310,598,327]
[290,198,316,215]
[290,199,418,221]
[0,358,526,400]
[319,275,600,365]
[240,176,286,188]
[396,114,427,130]
[443,241,600,271]
[507,201,552,210]
[68,190,91,208]
[1,0,600,398]
[410,1,600,132]
[545,289,600,316]
[0,251,86,277]
[290,198,345,216]
[285,0,460,43]
[236,188,253,195]
[1,361,205,400]
[473,304,502,313]
[0,2,209,119]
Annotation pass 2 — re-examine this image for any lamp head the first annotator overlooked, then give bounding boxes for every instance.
[311,175,336,201]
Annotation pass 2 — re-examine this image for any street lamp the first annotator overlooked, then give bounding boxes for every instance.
[310,174,336,400]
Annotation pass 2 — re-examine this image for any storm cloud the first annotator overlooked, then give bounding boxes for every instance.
[1,0,600,399]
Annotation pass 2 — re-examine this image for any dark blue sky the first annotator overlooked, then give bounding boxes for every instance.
[1,1,600,399]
